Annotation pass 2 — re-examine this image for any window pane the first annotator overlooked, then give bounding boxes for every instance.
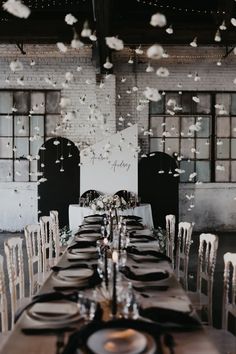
[165,117,179,135]
[150,116,164,136]
[179,160,195,182]
[196,94,211,114]
[196,139,210,159]
[0,92,13,113]
[196,161,210,182]
[14,160,29,182]
[46,91,60,113]
[150,100,164,114]
[231,139,236,159]
[216,93,230,115]
[30,116,44,136]
[231,93,236,115]
[31,92,45,114]
[181,117,195,136]
[14,116,29,136]
[181,139,195,159]
[150,138,164,152]
[216,138,230,158]
[46,115,60,136]
[182,93,192,113]
[30,160,38,182]
[0,160,13,181]
[232,117,236,137]
[30,138,44,156]
[165,93,181,112]
[215,160,230,181]
[14,138,29,158]
[231,161,236,182]
[196,117,210,138]
[14,91,29,113]
[0,138,12,158]
[0,116,12,136]
[165,138,179,156]
[217,117,230,137]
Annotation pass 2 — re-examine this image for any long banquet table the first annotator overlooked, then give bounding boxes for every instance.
[0,218,220,354]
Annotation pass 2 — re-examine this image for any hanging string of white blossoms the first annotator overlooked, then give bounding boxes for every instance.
[3,0,30,18]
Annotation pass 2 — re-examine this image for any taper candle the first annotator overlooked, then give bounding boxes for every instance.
[112,250,118,316]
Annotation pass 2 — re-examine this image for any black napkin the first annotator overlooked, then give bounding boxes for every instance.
[126,220,144,227]
[62,319,162,354]
[84,214,105,219]
[68,241,97,250]
[127,246,172,263]
[51,263,90,271]
[123,215,142,221]
[75,229,100,235]
[139,307,201,330]
[129,233,156,241]
[22,327,76,335]
[120,266,169,281]
[53,265,102,291]
[15,291,78,323]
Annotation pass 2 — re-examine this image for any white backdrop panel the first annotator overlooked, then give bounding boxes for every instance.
[80,125,138,195]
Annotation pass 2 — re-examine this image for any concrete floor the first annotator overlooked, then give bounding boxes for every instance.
[0,231,236,332]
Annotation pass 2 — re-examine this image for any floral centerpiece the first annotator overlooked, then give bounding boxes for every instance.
[89,194,127,212]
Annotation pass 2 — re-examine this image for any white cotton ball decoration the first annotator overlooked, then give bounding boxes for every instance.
[65,13,78,25]
[146,63,154,72]
[150,13,167,27]
[9,59,23,72]
[71,39,84,49]
[135,45,143,54]
[190,37,197,47]
[65,72,73,81]
[143,87,161,102]
[156,67,169,77]
[56,42,67,53]
[146,44,164,59]
[103,57,113,69]
[3,0,30,18]
[105,36,124,50]
[231,18,236,26]
[166,25,173,34]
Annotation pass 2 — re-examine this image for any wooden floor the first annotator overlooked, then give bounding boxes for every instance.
[0,231,236,331]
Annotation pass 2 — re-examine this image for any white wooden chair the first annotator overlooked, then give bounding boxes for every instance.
[203,252,236,353]
[40,216,56,279]
[187,233,218,326]
[49,210,61,261]
[4,237,29,329]
[0,255,10,349]
[175,222,193,290]
[165,214,176,264]
[0,255,8,333]
[24,224,43,296]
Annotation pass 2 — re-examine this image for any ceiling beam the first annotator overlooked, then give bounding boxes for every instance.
[92,0,113,73]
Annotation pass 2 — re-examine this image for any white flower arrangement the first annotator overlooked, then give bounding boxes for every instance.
[89,194,127,212]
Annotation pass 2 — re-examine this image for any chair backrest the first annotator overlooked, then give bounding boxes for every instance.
[0,255,8,332]
[50,210,60,261]
[4,237,24,328]
[40,216,54,275]
[175,221,193,290]
[222,252,236,332]
[165,214,176,263]
[197,233,218,325]
[24,224,42,296]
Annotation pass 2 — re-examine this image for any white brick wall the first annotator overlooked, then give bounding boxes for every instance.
[1,44,236,231]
